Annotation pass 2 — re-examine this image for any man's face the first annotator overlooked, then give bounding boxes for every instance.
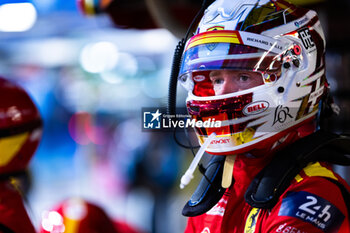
[209,70,264,95]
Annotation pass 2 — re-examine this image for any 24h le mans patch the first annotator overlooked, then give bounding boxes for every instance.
[278,191,344,232]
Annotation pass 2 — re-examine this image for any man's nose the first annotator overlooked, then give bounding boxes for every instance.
[219,80,240,95]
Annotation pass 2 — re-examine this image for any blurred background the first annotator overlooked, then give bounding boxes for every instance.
[0,0,349,232]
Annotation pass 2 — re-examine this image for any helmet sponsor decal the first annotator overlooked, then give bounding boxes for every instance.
[278,191,345,232]
[239,31,285,54]
[210,138,230,145]
[185,30,286,54]
[294,16,309,28]
[193,75,206,82]
[272,105,293,126]
[207,26,224,31]
[205,26,225,51]
[298,27,316,52]
[185,30,243,51]
[243,101,269,116]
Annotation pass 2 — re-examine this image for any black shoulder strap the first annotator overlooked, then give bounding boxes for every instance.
[182,155,226,217]
[245,130,350,209]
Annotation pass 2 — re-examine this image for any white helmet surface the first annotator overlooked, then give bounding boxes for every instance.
[179,0,327,155]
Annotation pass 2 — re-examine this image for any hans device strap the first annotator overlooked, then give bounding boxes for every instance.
[182,155,226,217]
[245,130,350,209]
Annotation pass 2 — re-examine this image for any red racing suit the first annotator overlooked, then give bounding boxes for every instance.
[184,155,350,233]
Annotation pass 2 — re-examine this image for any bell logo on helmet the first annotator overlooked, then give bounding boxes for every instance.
[193,75,206,82]
[243,101,269,116]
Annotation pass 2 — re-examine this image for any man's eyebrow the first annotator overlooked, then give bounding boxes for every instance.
[209,71,221,78]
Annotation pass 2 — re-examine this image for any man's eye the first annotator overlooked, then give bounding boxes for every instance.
[239,75,250,82]
[213,79,224,85]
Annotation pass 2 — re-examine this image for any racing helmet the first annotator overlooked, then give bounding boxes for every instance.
[0,77,42,175]
[178,0,327,155]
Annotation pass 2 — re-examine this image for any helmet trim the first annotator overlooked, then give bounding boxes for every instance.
[185,30,289,54]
